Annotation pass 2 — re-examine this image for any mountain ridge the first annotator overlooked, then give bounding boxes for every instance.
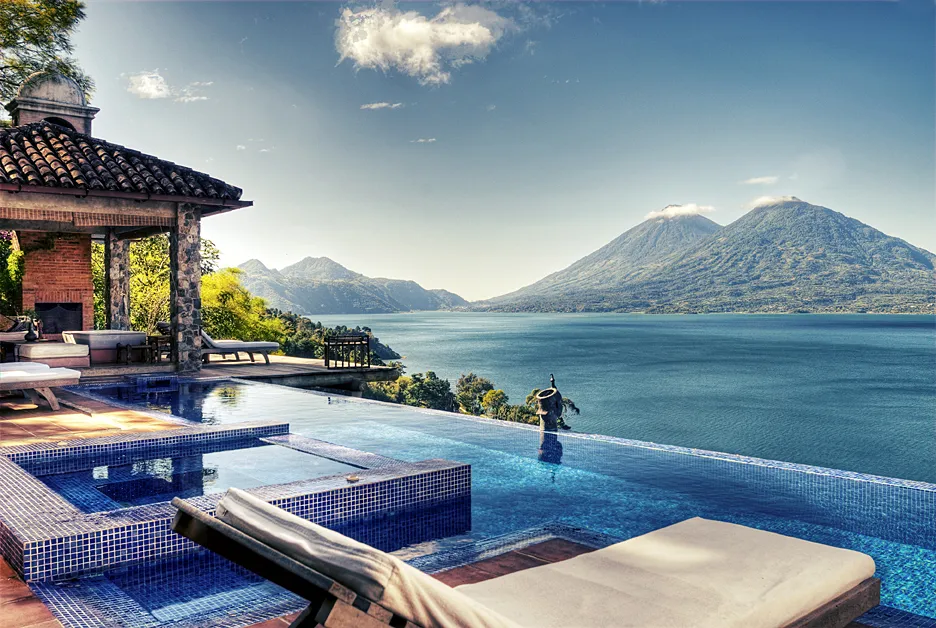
[237,257,469,315]
[474,199,935,314]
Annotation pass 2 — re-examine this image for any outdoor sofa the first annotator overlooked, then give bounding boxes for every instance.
[0,362,81,410]
[200,330,279,364]
[172,488,880,628]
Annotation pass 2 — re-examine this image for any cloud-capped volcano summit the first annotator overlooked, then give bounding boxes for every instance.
[475,199,935,313]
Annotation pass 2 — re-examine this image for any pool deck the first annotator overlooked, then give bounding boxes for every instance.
[0,390,178,447]
[76,354,399,393]
[0,557,61,628]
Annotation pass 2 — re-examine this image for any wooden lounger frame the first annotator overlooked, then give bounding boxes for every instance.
[171,498,879,628]
[201,347,272,364]
[0,375,79,410]
[171,498,420,628]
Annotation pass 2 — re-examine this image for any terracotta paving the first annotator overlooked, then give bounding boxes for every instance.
[0,389,177,447]
[0,557,62,628]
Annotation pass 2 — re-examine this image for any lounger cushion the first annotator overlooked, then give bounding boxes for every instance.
[0,362,51,371]
[209,340,279,351]
[17,342,89,359]
[216,488,520,628]
[457,517,876,628]
[0,367,80,386]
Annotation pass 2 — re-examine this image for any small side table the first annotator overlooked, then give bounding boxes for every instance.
[116,342,155,365]
[148,335,171,363]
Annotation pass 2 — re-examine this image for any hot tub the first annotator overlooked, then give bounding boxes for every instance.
[64,330,147,363]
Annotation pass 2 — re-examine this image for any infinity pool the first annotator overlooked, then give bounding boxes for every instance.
[82,380,936,622]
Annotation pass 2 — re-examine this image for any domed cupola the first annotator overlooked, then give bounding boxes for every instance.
[4,71,99,133]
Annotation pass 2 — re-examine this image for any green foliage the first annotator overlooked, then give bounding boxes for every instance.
[0,0,94,105]
[402,371,454,411]
[91,241,104,329]
[0,231,23,315]
[455,372,494,414]
[128,235,171,335]
[201,268,284,342]
[480,389,508,417]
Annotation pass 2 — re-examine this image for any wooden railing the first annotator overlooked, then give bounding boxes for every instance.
[324,335,371,369]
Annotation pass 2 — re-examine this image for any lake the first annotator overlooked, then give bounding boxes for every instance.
[314,313,936,483]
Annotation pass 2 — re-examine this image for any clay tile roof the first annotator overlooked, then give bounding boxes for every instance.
[0,121,243,202]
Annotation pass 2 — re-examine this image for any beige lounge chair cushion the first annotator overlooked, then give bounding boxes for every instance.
[63,330,146,349]
[0,362,51,371]
[0,366,80,386]
[457,517,876,628]
[216,488,520,628]
[17,342,89,359]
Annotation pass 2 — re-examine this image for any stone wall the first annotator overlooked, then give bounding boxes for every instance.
[170,203,202,372]
[104,231,130,330]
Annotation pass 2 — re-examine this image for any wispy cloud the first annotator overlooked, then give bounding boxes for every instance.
[126,70,212,103]
[486,104,496,111]
[236,145,246,151]
[645,203,715,220]
[740,175,779,186]
[748,195,802,209]
[126,71,172,99]
[360,102,404,110]
[336,4,514,85]
[410,138,437,143]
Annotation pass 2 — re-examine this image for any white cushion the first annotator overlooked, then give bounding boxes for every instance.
[0,367,80,385]
[216,488,520,628]
[0,362,50,371]
[210,340,279,351]
[457,517,876,628]
[17,343,89,358]
[63,330,146,349]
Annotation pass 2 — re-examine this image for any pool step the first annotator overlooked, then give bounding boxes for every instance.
[126,374,179,394]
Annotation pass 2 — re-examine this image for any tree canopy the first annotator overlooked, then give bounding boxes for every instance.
[0,0,93,107]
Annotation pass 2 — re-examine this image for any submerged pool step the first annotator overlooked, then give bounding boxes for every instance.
[126,374,179,394]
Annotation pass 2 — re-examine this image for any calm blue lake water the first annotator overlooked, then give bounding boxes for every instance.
[315,313,936,483]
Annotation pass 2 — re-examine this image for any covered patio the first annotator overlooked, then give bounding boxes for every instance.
[0,71,251,373]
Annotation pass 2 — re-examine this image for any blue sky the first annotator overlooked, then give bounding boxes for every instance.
[73,1,934,301]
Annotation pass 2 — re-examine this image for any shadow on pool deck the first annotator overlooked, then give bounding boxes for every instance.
[0,390,178,447]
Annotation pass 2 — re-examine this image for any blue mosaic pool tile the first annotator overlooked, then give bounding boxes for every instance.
[29,496,473,628]
[0,419,471,582]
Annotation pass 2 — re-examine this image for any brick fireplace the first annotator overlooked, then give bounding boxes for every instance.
[15,231,94,336]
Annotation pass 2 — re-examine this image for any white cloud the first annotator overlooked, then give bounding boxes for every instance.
[410,138,437,143]
[336,4,514,85]
[126,70,212,103]
[126,71,172,99]
[740,175,779,185]
[360,102,404,110]
[645,204,715,220]
[236,145,246,151]
[748,195,802,209]
[486,104,496,111]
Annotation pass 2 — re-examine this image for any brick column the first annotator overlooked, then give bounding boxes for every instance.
[104,230,130,330]
[170,203,202,372]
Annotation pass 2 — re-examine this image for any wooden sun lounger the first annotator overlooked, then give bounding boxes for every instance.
[172,498,415,628]
[200,330,278,365]
[171,496,879,628]
[0,364,80,411]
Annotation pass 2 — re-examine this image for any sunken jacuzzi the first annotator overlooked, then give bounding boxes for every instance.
[0,417,471,582]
